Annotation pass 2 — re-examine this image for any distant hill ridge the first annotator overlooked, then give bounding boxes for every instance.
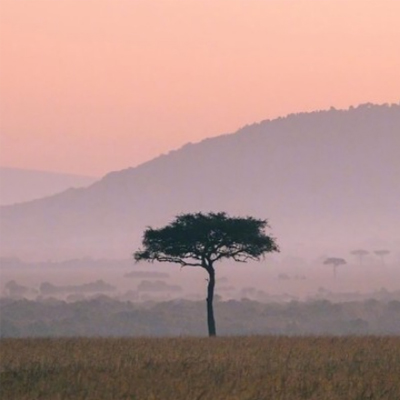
[0,167,97,206]
[1,103,399,260]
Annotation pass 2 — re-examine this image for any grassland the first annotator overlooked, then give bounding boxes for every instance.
[1,336,400,400]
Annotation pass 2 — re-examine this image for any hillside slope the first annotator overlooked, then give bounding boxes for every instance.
[0,167,97,206]
[1,104,399,260]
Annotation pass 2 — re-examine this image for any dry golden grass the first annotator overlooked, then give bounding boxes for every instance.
[1,336,400,400]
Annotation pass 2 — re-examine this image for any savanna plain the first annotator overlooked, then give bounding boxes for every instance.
[1,336,400,400]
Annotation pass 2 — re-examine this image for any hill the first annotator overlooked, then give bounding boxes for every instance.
[0,167,97,206]
[1,103,399,260]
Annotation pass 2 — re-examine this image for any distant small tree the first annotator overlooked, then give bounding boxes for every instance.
[350,249,369,265]
[134,212,279,337]
[374,250,390,265]
[323,257,346,279]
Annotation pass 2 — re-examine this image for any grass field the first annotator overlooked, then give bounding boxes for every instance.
[1,336,400,400]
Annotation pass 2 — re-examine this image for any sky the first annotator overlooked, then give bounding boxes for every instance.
[1,0,400,177]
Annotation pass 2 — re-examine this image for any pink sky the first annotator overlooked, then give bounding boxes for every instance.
[1,0,399,176]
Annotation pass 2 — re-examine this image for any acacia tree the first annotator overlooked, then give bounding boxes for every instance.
[374,250,390,265]
[323,257,346,279]
[134,212,279,337]
[350,249,369,265]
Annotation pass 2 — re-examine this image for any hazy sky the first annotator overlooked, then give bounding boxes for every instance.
[1,0,399,176]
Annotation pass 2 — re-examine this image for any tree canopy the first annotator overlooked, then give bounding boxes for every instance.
[323,257,346,279]
[134,212,279,269]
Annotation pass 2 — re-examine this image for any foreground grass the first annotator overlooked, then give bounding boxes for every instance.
[1,336,400,400]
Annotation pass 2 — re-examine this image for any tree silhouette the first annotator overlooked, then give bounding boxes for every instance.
[350,249,369,265]
[134,212,279,337]
[374,250,390,265]
[323,257,346,279]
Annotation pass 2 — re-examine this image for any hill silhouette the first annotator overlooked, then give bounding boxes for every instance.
[0,167,96,206]
[1,103,399,260]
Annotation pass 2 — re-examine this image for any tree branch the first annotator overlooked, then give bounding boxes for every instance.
[152,255,203,267]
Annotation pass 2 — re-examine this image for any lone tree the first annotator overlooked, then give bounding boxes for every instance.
[350,249,369,265]
[323,257,346,279]
[374,250,390,265]
[134,212,279,337]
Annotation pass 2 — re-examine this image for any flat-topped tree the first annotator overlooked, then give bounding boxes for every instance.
[350,249,369,265]
[374,250,390,265]
[324,257,346,279]
[134,212,279,337]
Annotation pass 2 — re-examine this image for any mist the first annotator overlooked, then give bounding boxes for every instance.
[1,104,400,336]
[2,251,399,302]
[2,254,400,337]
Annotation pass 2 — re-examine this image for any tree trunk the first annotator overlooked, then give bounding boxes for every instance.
[206,266,216,337]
